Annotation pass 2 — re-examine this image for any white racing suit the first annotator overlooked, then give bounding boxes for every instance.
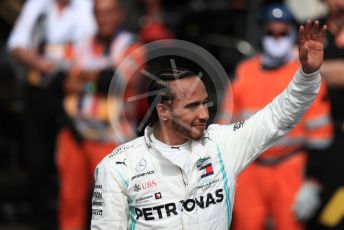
[91,68,321,230]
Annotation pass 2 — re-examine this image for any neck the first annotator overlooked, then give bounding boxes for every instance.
[153,124,188,146]
[96,34,113,45]
[95,35,114,54]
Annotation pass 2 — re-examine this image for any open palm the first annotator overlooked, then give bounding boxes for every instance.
[298,20,327,74]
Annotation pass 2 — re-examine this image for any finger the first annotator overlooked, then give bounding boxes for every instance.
[304,19,311,31]
[319,24,328,42]
[304,19,312,39]
[299,25,305,44]
[310,20,320,40]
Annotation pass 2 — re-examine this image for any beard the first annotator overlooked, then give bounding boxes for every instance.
[171,118,205,141]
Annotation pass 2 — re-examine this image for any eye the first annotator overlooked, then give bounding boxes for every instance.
[265,31,274,36]
[185,102,201,109]
[265,31,289,37]
[280,31,289,37]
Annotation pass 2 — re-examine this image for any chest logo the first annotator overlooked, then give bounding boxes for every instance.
[233,121,245,131]
[136,159,147,172]
[116,158,127,166]
[199,163,214,178]
[134,180,157,192]
[154,192,162,199]
[134,189,224,221]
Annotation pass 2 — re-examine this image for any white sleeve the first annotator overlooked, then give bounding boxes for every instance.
[7,0,47,50]
[91,162,129,230]
[213,68,321,176]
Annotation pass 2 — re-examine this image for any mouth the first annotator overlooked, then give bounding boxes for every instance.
[193,124,206,130]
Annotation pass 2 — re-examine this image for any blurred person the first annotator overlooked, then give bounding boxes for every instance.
[307,0,344,229]
[7,0,95,228]
[286,0,327,23]
[56,0,144,229]
[320,0,344,86]
[91,20,327,229]
[220,4,333,230]
[139,0,174,43]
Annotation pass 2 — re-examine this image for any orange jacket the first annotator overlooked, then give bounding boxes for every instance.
[221,56,333,159]
[64,31,145,142]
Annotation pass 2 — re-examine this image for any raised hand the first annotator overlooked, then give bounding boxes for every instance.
[299,20,327,74]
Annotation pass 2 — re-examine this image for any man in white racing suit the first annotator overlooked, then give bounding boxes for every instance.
[91,20,327,230]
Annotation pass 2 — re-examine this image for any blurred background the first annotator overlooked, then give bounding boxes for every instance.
[0,0,343,229]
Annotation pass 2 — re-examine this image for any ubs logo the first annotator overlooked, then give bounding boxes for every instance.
[141,180,157,189]
[134,180,157,192]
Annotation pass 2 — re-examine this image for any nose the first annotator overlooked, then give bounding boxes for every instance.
[199,104,209,121]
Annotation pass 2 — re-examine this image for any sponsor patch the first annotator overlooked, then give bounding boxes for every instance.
[108,144,134,158]
[136,194,154,203]
[197,178,219,191]
[155,192,162,199]
[134,184,141,192]
[197,156,211,168]
[199,163,214,178]
[135,189,224,220]
[93,191,102,199]
[233,121,244,131]
[92,201,103,207]
[92,209,103,216]
[116,158,127,167]
[133,180,157,192]
[131,170,155,180]
[136,159,147,172]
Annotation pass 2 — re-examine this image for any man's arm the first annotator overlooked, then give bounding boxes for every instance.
[11,48,55,75]
[214,20,328,176]
[91,162,129,230]
[7,0,55,75]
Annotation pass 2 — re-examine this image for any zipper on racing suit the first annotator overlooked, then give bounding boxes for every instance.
[179,167,189,229]
[180,166,201,229]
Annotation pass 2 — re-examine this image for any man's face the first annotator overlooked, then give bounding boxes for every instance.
[261,21,295,60]
[167,76,209,142]
[94,0,123,39]
[263,21,292,39]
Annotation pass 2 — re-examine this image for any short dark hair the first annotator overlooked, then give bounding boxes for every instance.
[146,68,198,126]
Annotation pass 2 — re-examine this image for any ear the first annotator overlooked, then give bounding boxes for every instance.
[156,103,171,122]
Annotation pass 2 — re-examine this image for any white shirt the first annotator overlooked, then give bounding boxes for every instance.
[7,0,96,52]
[151,133,196,174]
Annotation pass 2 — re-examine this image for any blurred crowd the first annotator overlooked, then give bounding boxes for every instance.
[0,0,343,230]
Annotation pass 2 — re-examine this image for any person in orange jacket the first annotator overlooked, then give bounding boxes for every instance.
[220,4,333,230]
[56,0,144,229]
